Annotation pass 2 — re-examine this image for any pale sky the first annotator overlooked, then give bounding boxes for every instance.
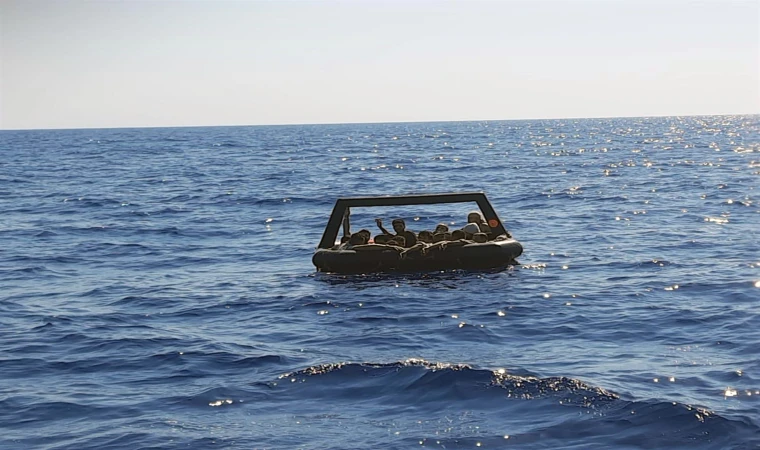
[1,0,758,130]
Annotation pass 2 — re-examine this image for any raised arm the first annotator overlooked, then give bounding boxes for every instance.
[342,208,351,238]
[375,218,392,236]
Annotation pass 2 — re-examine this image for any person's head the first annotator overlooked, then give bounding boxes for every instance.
[432,233,445,243]
[391,218,406,233]
[467,211,484,224]
[374,234,391,244]
[391,235,406,247]
[348,233,365,245]
[473,232,488,243]
[462,223,480,238]
[356,229,371,244]
[451,229,465,240]
[434,223,449,234]
[443,232,452,241]
[418,230,434,243]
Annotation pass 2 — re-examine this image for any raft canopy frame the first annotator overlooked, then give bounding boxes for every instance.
[317,192,508,249]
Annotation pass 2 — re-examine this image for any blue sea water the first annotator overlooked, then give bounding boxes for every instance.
[1,115,759,449]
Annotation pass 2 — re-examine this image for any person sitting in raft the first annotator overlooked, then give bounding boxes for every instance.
[355,229,372,244]
[472,232,489,243]
[467,211,514,239]
[431,231,452,243]
[423,233,446,255]
[451,229,467,240]
[389,236,406,247]
[467,211,491,235]
[373,234,391,244]
[461,223,481,240]
[333,206,371,248]
[399,234,443,258]
[390,235,430,257]
[446,229,474,247]
[338,233,365,250]
[355,242,406,253]
[421,229,467,254]
[375,234,414,250]
[340,233,406,253]
[375,218,417,248]
[331,234,351,249]
[417,230,434,244]
[418,224,448,243]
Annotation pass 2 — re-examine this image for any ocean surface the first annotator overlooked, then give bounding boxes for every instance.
[1,115,759,449]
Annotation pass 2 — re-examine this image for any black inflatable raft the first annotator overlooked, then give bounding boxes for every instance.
[313,192,523,274]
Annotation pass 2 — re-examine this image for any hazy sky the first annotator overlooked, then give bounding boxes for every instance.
[1,0,758,129]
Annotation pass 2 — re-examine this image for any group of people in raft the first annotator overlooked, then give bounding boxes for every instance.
[334,210,511,257]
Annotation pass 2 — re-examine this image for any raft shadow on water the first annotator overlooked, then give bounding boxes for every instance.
[312,266,518,288]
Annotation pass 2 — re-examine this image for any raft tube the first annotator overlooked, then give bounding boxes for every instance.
[313,238,523,274]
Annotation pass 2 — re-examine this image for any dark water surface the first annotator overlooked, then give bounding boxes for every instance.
[1,116,759,449]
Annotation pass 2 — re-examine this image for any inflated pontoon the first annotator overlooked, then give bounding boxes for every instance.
[313,192,522,273]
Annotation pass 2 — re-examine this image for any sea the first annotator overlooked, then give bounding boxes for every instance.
[1,115,759,449]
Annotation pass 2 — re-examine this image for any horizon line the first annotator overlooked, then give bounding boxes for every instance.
[2,111,758,132]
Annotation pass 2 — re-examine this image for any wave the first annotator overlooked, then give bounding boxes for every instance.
[277,359,617,406]
[268,360,760,448]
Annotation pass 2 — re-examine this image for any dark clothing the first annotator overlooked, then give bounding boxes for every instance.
[399,230,417,248]
[376,218,417,247]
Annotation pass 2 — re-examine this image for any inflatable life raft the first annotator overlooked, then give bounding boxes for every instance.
[312,192,523,274]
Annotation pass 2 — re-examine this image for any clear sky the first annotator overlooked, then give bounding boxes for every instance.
[1,0,758,130]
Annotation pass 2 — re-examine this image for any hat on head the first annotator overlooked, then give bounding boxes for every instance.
[467,211,484,222]
[462,223,480,235]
